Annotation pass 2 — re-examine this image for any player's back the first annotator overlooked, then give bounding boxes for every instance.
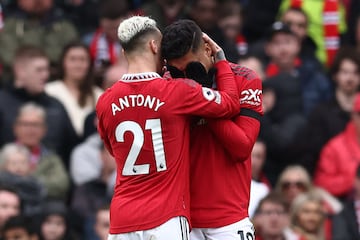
[96,72,240,234]
[97,77,192,233]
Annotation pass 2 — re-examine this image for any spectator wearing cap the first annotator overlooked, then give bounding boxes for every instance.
[314,93,360,199]
[264,21,332,115]
[278,0,347,68]
[332,164,360,240]
[259,21,332,183]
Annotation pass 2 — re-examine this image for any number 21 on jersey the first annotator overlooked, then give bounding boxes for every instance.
[115,119,167,176]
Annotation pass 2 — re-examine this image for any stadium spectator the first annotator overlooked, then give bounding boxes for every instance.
[264,21,332,115]
[275,165,341,210]
[1,215,39,240]
[249,139,270,218]
[71,144,114,233]
[70,133,102,186]
[101,60,128,90]
[331,164,360,240]
[162,19,262,239]
[314,93,360,199]
[251,138,271,186]
[83,0,129,81]
[253,192,302,240]
[0,143,45,217]
[96,15,240,239]
[280,7,320,66]
[278,0,347,67]
[45,41,103,139]
[238,54,266,81]
[292,47,360,175]
[140,0,187,31]
[0,0,78,78]
[276,165,342,239]
[56,0,101,36]
[289,191,328,240]
[13,103,70,200]
[94,205,110,240]
[260,21,332,182]
[218,0,247,56]
[0,46,78,166]
[0,185,21,233]
[39,201,75,240]
[186,0,240,62]
[242,0,282,43]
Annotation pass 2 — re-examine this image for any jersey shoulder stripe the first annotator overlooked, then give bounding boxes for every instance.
[229,63,259,81]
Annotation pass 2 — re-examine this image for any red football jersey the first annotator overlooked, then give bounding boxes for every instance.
[190,63,263,228]
[96,61,240,234]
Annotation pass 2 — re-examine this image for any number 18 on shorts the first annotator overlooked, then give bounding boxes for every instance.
[190,218,255,240]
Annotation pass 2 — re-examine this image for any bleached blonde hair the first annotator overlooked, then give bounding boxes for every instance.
[290,191,325,240]
[117,16,158,45]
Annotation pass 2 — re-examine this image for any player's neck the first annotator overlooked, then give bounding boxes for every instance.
[127,55,158,74]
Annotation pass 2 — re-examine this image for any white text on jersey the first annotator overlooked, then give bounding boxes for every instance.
[112,95,165,115]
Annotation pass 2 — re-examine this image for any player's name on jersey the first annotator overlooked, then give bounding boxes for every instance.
[112,94,165,115]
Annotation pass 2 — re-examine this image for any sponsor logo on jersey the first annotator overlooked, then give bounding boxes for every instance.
[240,89,262,106]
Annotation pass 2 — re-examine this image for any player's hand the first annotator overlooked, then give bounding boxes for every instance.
[202,33,226,62]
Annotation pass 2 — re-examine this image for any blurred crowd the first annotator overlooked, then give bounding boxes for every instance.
[0,0,359,239]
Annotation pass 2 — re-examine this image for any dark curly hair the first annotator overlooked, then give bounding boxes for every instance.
[161,19,203,61]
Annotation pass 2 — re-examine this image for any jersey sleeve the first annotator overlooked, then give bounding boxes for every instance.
[207,66,263,161]
[170,60,240,118]
[214,60,239,100]
[96,97,114,156]
[207,115,261,161]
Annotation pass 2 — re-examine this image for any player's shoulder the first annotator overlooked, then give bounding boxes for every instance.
[96,83,117,109]
[229,62,261,82]
[165,76,200,89]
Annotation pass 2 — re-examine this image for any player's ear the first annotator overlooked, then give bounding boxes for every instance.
[204,42,212,58]
[150,39,160,54]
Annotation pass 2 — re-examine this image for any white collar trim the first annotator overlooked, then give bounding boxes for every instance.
[121,72,161,82]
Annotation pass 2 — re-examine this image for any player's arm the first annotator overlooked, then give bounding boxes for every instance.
[207,74,263,162]
[169,34,240,118]
[96,106,114,156]
[208,114,261,162]
[203,33,239,100]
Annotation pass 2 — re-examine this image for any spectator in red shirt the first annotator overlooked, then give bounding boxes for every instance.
[314,93,360,199]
